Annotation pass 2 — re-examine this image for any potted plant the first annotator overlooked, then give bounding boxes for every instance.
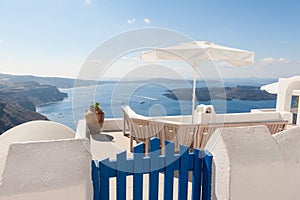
[92,102,105,128]
[85,102,105,135]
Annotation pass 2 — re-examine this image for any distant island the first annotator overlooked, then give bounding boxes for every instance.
[163,86,277,101]
[0,80,67,134]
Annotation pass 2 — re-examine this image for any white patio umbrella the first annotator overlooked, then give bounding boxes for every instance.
[261,76,300,95]
[141,41,255,122]
[260,82,278,94]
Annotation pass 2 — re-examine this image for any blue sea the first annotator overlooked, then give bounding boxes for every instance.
[36,82,277,130]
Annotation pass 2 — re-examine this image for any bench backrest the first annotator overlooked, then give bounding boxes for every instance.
[195,120,288,149]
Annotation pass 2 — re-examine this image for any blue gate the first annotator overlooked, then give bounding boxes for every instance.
[92,138,212,200]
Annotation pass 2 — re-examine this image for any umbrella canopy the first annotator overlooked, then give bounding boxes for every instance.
[142,41,254,67]
[141,41,255,122]
[261,76,300,95]
[260,82,278,94]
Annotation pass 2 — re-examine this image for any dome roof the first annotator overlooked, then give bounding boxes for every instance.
[0,120,75,175]
[0,120,75,141]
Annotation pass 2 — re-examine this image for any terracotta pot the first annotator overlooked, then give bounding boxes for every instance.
[95,107,105,128]
[85,110,101,135]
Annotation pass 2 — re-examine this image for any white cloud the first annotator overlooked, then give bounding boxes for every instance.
[216,57,297,68]
[256,57,295,66]
[0,40,4,44]
[127,19,136,24]
[281,41,287,44]
[143,18,151,24]
[226,29,233,34]
[127,18,151,25]
[85,0,92,5]
[216,61,233,67]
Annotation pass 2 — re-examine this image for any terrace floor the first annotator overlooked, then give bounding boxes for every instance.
[90,131,133,160]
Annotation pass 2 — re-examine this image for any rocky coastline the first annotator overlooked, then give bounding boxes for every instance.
[0,81,67,134]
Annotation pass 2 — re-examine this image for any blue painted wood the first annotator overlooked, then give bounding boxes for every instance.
[133,143,144,200]
[96,138,213,200]
[178,145,189,200]
[202,151,213,200]
[104,160,116,177]
[191,149,202,200]
[99,158,110,200]
[92,160,100,200]
[149,138,160,200]
[163,141,175,200]
[188,152,195,171]
[117,151,127,200]
[126,158,134,175]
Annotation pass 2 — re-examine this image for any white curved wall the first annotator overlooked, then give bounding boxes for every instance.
[273,126,300,199]
[206,126,287,200]
[276,76,300,112]
[0,138,92,200]
[0,120,75,139]
[0,120,75,176]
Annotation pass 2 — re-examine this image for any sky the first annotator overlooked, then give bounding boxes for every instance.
[0,0,299,80]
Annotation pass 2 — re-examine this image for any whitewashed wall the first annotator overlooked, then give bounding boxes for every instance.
[0,120,75,176]
[0,139,92,200]
[273,126,300,199]
[206,125,300,200]
[276,76,300,112]
[0,121,93,200]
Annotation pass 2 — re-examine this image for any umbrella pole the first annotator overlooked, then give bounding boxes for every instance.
[192,69,197,123]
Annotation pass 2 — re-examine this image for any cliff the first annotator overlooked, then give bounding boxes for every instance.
[0,81,67,134]
[0,96,48,133]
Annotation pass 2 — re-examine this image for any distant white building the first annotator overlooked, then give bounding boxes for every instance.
[261,76,300,125]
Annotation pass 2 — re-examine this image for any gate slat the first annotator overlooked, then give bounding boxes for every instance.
[164,141,175,200]
[178,145,189,200]
[117,151,127,200]
[202,151,213,200]
[192,149,202,200]
[99,158,110,200]
[92,160,100,200]
[149,138,160,200]
[133,143,144,200]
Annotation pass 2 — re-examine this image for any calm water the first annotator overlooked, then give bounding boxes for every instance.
[37,83,276,130]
